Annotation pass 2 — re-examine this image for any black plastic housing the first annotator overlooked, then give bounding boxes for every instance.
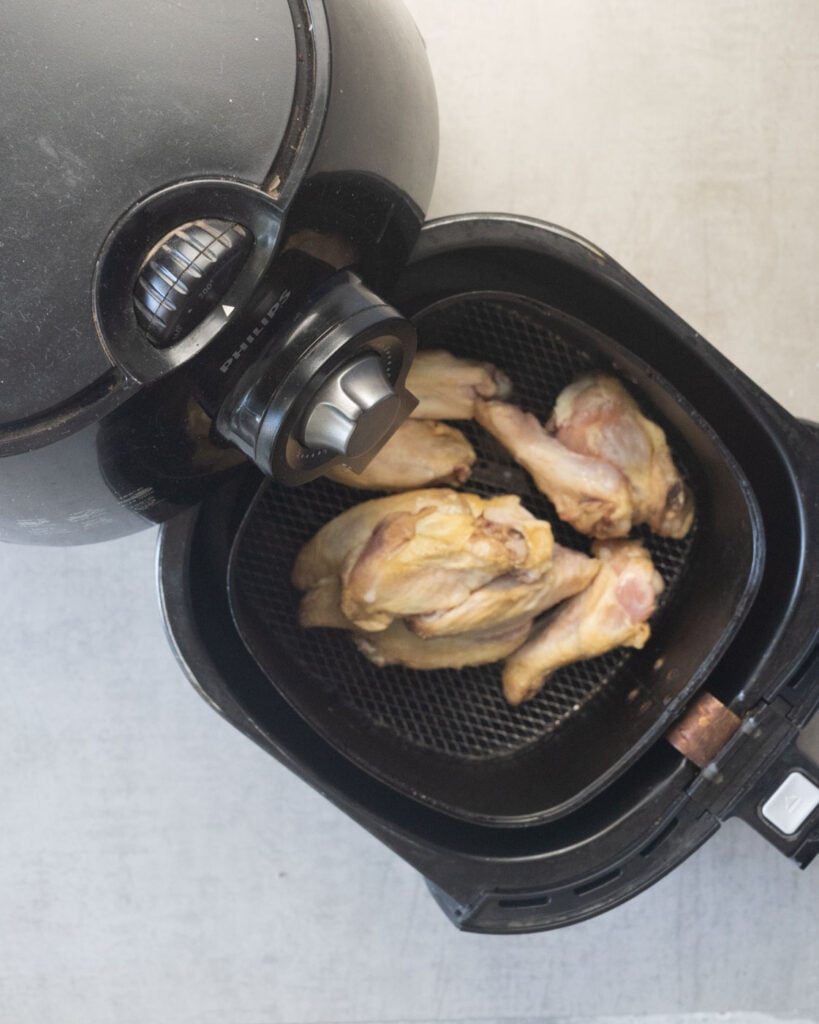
[0,0,299,427]
[0,0,438,544]
[157,217,819,932]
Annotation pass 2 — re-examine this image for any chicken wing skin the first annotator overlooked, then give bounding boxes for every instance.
[474,399,634,538]
[297,569,533,670]
[407,543,600,639]
[407,349,513,420]
[298,576,351,629]
[550,374,694,538]
[340,493,554,632]
[325,419,476,491]
[353,618,533,670]
[502,538,664,704]
[292,488,469,591]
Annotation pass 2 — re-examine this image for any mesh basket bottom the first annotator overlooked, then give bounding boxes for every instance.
[230,295,696,762]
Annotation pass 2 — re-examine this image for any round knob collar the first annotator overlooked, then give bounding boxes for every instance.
[299,353,402,458]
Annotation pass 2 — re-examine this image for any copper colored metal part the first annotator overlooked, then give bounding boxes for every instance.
[666,691,742,768]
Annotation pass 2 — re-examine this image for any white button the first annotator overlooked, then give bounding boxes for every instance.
[760,772,819,836]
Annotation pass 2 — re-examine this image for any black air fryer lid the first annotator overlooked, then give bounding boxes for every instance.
[0,0,437,544]
[0,0,298,428]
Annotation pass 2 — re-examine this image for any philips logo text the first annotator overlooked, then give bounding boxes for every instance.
[219,289,292,373]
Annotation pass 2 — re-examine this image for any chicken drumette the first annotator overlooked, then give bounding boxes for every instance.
[294,487,561,670]
[406,543,599,639]
[406,349,513,420]
[502,538,664,704]
[292,488,470,591]
[353,618,534,671]
[293,489,554,634]
[325,419,476,491]
[296,566,536,670]
[475,374,693,539]
[475,399,634,538]
[549,374,694,538]
[340,493,553,631]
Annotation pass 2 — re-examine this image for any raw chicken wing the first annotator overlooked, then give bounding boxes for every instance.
[296,562,534,670]
[475,399,634,538]
[407,349,512,420]
[292,488,469,591]
[340,493,554,631]
[550,374,694,538]
[502,539,664,705]
[296,565,532,667]
[325,419,475,491]
[407,543,599,638]
[354,618,533,670]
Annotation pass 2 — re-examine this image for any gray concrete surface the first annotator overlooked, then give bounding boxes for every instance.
[1,2,817,1022]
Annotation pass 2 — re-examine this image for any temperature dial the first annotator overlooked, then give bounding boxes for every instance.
[133,219,252,347]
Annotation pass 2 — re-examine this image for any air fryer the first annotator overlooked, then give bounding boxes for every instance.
[1,1,817,934]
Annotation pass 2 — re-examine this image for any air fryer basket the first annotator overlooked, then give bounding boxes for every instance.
[226,286,764,825]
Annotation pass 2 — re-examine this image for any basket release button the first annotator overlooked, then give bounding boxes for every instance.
[760,772,819,835]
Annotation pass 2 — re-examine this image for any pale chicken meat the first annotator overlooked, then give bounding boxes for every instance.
[354,618,533,671]
[298,576,350,630]
[406,349,513,420]
[293,489,554,634]
[325,419,476,491]
[296,570,533,669]
[475,399,634,538]
[292,362,686,692]
[292,488,470,592]
[502,539,664,705]
[339,493,554,631]
[407,543,599,639]
[550,374,694,538]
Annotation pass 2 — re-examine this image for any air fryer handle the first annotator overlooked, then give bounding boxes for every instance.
[728,425,819,865]
[729,721,819,869]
